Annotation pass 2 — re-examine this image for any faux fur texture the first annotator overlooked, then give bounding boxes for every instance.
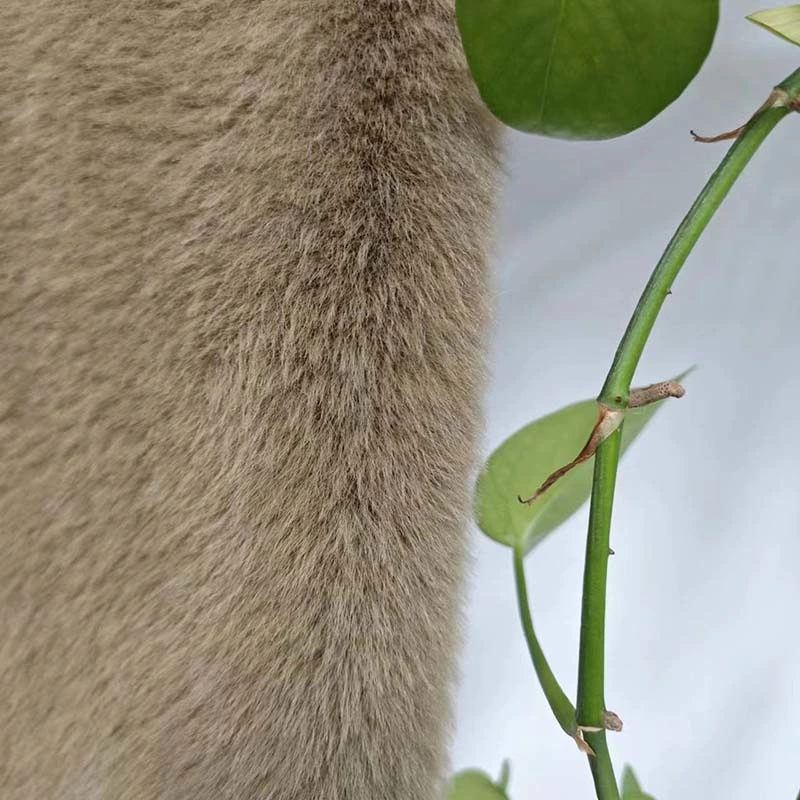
[0,1,499,797]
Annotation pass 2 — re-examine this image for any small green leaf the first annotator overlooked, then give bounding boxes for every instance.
[456,0,719,139]
[747,5,800,46]
[446,769,510,800]
[495,760,511,792]
[621,766,657,800]
[475,373,689,554]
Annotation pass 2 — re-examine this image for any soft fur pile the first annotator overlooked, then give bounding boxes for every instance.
[0,1,499,797]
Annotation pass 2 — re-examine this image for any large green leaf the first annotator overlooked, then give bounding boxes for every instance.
[446,770,510,800]
[748,5,800,46]
[475,377,686,554]
[621,766,657,800]
[456,0,719,139]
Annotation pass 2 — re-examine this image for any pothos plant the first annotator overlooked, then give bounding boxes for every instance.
[446,3,800,799]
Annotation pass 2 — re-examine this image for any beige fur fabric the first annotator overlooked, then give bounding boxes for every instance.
[0,1,499,797]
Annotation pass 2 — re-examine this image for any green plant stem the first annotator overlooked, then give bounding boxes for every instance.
[576,429,622,800]
[577,67,800,800]
[583,728,618,800]
[601,67,800,407]
[512,545,577,738]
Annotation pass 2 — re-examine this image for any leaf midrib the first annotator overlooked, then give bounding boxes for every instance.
[538,0,568,124]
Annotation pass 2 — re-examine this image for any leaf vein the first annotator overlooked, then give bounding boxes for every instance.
[538,0,568,125]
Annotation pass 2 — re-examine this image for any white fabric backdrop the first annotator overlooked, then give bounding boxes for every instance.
[451,3,800,798]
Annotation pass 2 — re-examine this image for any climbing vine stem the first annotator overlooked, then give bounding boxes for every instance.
[576,67,800,800]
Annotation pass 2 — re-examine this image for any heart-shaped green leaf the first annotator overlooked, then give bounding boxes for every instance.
[475,373,689,554]
[621,766,657,800]
[747,5,800,46]
[456,0,719,139]
[446,770,510,800]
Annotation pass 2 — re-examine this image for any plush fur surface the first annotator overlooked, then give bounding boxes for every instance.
[0,1,499,797]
